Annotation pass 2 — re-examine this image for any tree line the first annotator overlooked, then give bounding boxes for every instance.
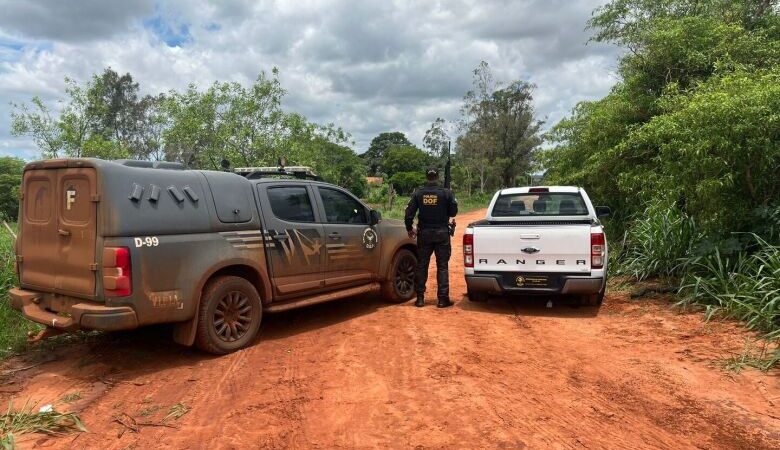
[9,68,367,198]
[5,61,545,211]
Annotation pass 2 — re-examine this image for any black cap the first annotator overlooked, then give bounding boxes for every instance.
[426,167,439,176]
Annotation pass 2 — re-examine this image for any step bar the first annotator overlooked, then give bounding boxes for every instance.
[264,282,381,313]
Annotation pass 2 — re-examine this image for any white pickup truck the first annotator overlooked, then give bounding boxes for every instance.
[463,186,611,306]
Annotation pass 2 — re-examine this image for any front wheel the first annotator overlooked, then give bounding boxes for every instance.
[381,249,417,303]
[195,276,262,354]
[578,289,605,307]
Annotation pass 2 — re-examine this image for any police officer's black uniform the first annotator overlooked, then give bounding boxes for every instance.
[404,168,458,308]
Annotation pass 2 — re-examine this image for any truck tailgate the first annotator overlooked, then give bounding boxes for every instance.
[472,225,591,273]
[19,166,98,297]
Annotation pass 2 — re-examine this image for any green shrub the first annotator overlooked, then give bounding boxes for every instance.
[389,172,425,195]
[0,157,24,221]
[375,196,410,220]
[618,203,702,281]
[365,183,389,204]
[679,235,780,340]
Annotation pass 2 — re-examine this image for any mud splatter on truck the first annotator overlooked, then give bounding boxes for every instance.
[10,158,416,353]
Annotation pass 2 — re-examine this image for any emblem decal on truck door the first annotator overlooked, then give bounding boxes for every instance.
[362,228,378,249]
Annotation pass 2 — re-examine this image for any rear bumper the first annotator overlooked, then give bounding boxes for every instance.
[9,287,138,332]
[466,273,604,296]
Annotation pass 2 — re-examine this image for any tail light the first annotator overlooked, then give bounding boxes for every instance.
[463,232,474,268]
[103,247,132,297]
[591,232,605,269]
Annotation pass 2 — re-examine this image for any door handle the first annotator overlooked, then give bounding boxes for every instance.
[328,232,341,240]
[272,233,288,241]
[58,229,71,237]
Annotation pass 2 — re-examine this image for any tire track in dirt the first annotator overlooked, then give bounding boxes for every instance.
[1,208,778,449]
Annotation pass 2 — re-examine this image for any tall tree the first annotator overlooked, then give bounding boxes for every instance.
[382,145,433,178]
[363,131,413,175]
[86,69,141,146]
[489,81,544,187]
[10,97,64,158]
[163,69,286,169]
[457,61,496,193]
[423,117,450,159]
[457,61,543,190]
[12,68,163,160]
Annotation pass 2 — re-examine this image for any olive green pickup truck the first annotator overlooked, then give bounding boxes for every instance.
[10,159,417,353]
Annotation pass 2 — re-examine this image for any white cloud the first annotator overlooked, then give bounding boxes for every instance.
[0,0,620,159]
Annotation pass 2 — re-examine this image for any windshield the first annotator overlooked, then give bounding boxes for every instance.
[492,192,588,217]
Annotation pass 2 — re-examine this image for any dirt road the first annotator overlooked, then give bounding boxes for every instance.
[2,208,779,449]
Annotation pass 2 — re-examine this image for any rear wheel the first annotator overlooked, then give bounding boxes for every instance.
[381,249,417,303]
[578,290,605,307]
[195,276,262,354]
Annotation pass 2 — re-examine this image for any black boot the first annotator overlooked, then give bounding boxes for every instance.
[437,298,453,308]
[415,294,425,307]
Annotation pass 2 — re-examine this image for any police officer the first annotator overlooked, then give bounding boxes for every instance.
[404,167,458,308]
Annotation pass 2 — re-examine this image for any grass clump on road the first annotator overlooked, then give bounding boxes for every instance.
[163,402,190,423]
[0,224,41,359]
[0,401,86,448]
[60,393,82,404]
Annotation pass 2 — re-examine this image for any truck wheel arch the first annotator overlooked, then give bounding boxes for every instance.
[173,260,270,347]
[382,243,417,281]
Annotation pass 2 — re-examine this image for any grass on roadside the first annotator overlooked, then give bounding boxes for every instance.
[0,225,41,359]
[370,192,493,221]
[720,340,779,374]
[618,204,701,281]
[679,235,780,340]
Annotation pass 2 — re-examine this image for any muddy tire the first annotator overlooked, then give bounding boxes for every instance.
[195,276,262,354]
[381,249,417,303]
[578,290,605,307]
[467,290,488,302]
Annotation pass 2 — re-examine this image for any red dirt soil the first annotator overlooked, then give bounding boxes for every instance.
[2,208,779,449]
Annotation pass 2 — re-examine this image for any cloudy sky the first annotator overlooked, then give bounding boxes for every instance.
[0,0,620,159]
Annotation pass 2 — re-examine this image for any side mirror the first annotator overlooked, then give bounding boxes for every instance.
[369,209,382,226]
[595,206,611,218]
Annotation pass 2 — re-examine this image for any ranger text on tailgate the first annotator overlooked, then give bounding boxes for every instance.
[463,186,611,306]
[10,159,417,354]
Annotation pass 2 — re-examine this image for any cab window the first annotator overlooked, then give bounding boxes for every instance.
[318,187,367,224]
[492,193,589,216]
[267,186,315,222]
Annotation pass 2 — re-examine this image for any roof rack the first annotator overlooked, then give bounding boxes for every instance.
[233,166,322,181]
